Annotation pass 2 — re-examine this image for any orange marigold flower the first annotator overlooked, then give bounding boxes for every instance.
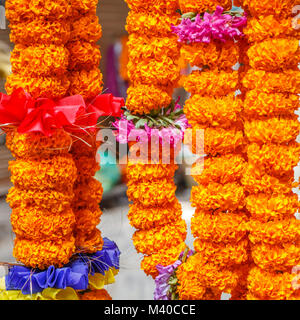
[128,34,179,61]
[6,73,70,99]
[126,84,172,114]
[191,182,245,211]
[6,129,72,159]
[73,156,100,182]
[247,38,300,72]
[248,218,300,245]
[11,207,75,241]
[178,0,231,13]
[68,68,103,99]
[75,228,103,254]
[242,69,300,94]
[128,199,182,230]
[74,206,102,235]
[133,219,187,255]
[184,93,242,128]
[243,90,299,117]
[194,238,249,267]
[13,235,75,270]
[127,162,178,182]
[242,0,297,18]
[127,178,177,207]
[245,15,300,43]
[191,209,248,244]
[244,117,300,144]
[192,154,245,185]
[182,70,239,96]
[185,126,245,156]
[70,13,102,42]
[242,164,297,195]
[127,57,180,88]
[181,41,239,70]
[70,135,99,157]
[141,242,186,278]
[9,18,71,45]
[80,289,112,301]
[125,0,179,14]
[7,187,74,213]
[177,254,239,293]
[251,242,300,272]
[9,155,77,192]
[247,267,299,300]
[176,256,207,300]
[245,193,300,223]
[71,0,98,16]
[73,178,103,206]
[247,142,300,177]
[126,11,179,37]
[68,41,101,71]
[11,44,69,76]
[6,0,72,22]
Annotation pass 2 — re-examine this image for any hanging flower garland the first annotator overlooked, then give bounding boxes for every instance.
[67,0,104,255]
[123,0,188,280]
[0,0,124,300]
[240,0,300,300]
[3,0,76,270]
[172,2,249,300]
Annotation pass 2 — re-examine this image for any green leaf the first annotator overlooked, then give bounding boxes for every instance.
[182,12,196,20]
[168,278,178,286]
[126,114,139,121]
[135,118,147,129]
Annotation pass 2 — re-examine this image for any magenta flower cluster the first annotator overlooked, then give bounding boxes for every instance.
[112,105,190,149]
[171,6,247,44]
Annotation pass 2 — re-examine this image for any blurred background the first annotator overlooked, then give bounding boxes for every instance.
[0,0,299,300]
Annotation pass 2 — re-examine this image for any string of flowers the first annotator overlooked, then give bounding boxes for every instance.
[240,0,300,300]
[0,0,123,300]
[172,2,250,300]
[67,0,104,256]
[4,0,76,269]
[123,0,188,280]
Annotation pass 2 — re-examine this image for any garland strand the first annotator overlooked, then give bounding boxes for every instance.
[240,0,300,300]
[124,0,187,279]
[173,1,250,300]
[67,0,104,254]
[5,0,76,269]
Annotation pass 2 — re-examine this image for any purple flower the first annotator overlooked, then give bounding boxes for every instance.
[154,260,182,300]
[171,6,247,44]
[154,250,194,300]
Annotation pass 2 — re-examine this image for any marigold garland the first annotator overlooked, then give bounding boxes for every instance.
[67,1,104,255]
[3,0,121,299]
[173,2,249,300]
[124,0,187,281]
[5,127,76,269]
[240,0,300,300]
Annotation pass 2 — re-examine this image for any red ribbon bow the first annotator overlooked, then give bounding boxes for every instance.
[0,88,125,136]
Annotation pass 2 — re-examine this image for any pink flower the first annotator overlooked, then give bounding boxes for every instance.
[112,105,190,149]
[171,6,247,44]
